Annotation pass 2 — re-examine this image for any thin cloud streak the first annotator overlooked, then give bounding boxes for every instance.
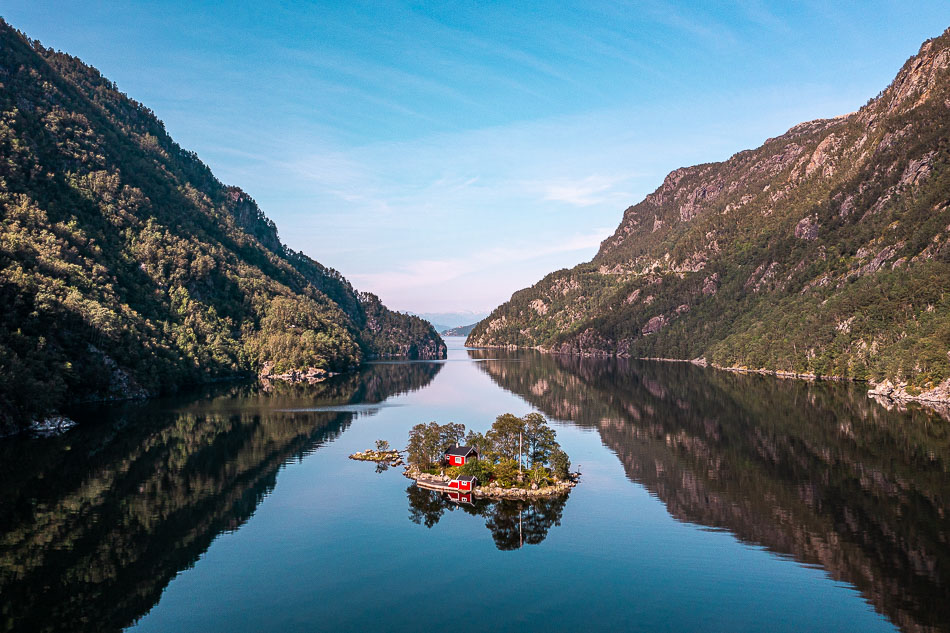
[348,228,611,312]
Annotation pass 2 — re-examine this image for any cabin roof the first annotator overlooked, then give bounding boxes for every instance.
[445,445,477,457]
[456,475,477,482]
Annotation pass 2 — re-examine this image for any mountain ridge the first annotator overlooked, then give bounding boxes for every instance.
[469,27,950,403]
[0,19,445,430]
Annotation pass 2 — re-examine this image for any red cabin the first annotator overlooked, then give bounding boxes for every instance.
[447,475,478,492]
[444,445,478,467]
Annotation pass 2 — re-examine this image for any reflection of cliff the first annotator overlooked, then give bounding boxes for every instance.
[0,361,441,633]
[472,349,950,633]
[406,486,567,551]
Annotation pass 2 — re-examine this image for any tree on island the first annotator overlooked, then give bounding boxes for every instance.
[406,413,571,487]
[549,448,571,480]
[407,421,465,469]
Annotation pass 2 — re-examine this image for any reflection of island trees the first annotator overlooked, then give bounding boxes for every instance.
[471,348,950,633]
[0,361,441,633]
[406,486,567,550]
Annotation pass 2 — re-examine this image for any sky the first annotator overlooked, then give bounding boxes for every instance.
[3,2,950,315]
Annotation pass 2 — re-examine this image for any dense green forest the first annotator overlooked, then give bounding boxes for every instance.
[469,28,950,398]
[0,20,444,431]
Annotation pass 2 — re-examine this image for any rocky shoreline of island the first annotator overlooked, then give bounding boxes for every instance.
[402,464,578,499]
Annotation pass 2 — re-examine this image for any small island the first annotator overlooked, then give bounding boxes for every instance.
[403,413,578,499]
[350,413,577,498]
[348,440,405,474]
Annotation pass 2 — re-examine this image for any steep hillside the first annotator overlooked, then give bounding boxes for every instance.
[0,20,444,430]
[470,28,950,400]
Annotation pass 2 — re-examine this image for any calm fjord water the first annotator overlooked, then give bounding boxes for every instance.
[1,337,947,633]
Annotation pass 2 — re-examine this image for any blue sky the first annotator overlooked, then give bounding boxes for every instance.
[4,2,950,313]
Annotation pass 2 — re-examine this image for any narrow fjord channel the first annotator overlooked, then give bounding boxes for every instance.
[1,338,946,633]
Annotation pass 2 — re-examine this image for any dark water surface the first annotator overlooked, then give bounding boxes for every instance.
[1,338,948,632]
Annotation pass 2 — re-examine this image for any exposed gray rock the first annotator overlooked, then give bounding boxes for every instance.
[701,273,720,295]
[642,315,667,336]
[30,415,76,437]
[899,152,935,187]
[259,361,330,385]
[794,215,819,240]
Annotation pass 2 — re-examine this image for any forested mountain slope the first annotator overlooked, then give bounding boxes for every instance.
[470,28,950,400]
[0,19,444,430]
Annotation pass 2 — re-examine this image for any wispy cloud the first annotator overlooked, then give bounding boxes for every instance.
[236,89,861,312]
[536,173,638,207]
[348,227,611,312]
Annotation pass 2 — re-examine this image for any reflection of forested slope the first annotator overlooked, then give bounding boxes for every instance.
[472,350,950,633]
[0,361,441,633]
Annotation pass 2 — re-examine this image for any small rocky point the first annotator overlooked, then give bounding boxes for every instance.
[349,449,404,467]
[29,415,77,437]
[259,361,338,385]
[868,378,950,404]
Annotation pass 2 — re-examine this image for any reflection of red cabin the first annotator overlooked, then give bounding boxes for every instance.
[448,475,478,492]
[448,491,473,505]
[445,445,478,466]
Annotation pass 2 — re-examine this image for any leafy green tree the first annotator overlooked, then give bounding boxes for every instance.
[459,458,492,484]
[486,413,525,463]
[464,430,491,456]
[438,422,466,454]
[550,448,571,480]
[407,423,436,468]
[493,459,519,487]
[528,462,548,486]
[406,421,467,468]
[374,439,390,452]
[523,412,559,466]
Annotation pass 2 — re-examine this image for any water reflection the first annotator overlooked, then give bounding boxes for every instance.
[470,348,950,633]
[406,486,568,550]
[0,361,442,633]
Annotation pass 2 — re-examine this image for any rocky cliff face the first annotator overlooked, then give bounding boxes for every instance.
[0,20,444,430]
[469,27,950,397]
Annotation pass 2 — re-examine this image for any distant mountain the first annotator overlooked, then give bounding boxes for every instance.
[441,323,476,337]
[412,311,489,332]
[470,28,950,401]
[0,19,444,430]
